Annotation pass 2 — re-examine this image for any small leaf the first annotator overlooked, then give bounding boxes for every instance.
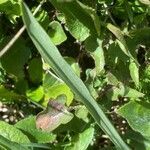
[124,87,144,98]
[15,116,56,143]
[129,59,139,87]
[0,121,30,143]
[36,95,74,132]
[107,23,134,60]
[75,105,89,122]
[43,73,74,106]
[48,21,67,45]
[85,37,105,74]
[65,127,94,150]
[26,86,44,102]
[117,101,150,138]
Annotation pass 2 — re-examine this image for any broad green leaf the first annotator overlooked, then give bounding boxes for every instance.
[50,0,100,41]
[48,21,67,45]
[0,121,30,143]
[36,95,73,132]
[0,135,29,150]
[65,127,94,150]
[117,101,150,138]
[26,86,44,102]
[15,116,56,143]
[28,58,43,84]
[21,3,130,149]
[129,59,139,87]
[75,105,89,122]
[107,23,134,60]
[108,42,129,65]
[124,87,144,98]
[45,83,74,106]
[77,1,100,35]
[106,84,144,101]
[85,37,105,74]
[1,38,30,78]
[43,73,74,106]
[0,85,24,102]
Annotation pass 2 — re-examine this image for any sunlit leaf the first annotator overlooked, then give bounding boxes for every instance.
[117,101,150,138]
[48,21,67,45]
[129,59,139,87]
[65,127,94,150]
[26,86,44,102]
[0,121,30,143]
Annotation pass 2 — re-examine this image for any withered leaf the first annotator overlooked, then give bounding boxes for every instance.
[36,95,73,132]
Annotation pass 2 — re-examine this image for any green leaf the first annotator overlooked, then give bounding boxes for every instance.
[0,0,20,16]
[15,116,56,143]
[117,101,150,138]
[43,73,74,106]
[129,59,139,87]
[26,86,44,102]
[65,127,94,150]
[50,0,100,41]
[124,87,144,98]
[28,57,43,84]
[0,0,21,23]
[107,23,134,60]
[0,135,29,150]
[85,37,105,74]
[36,95,73,132]
[48,21,67,45]
[75,105,89,122]
[21,3,130,149]
[45,83,74,106]
[0,121,30,144]
[1,38,30,78]
[0,85,24,102]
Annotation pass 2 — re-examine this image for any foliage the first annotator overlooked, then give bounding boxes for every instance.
[0,0,150,149]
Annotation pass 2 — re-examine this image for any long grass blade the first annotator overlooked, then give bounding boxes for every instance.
[21,2,130,150]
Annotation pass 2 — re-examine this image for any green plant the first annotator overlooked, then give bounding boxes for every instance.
[0,0,150,149]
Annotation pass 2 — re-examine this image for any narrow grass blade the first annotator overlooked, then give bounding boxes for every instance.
[21,2,130,150]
